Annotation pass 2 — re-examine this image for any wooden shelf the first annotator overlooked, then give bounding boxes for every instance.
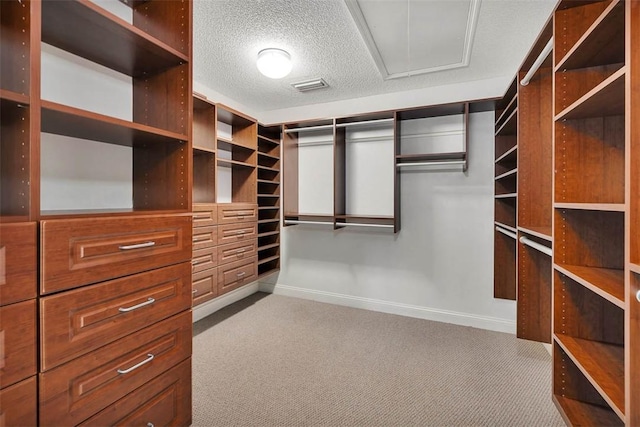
[258,243,280,252]
[495,145,517,164]
[495,193,517,199]
[258,152,280,161]
[257,255,280,265]
[555,0,625,72]
[258,207,279,211]
[257,194,279,198]
[217,137,254,151]
[396,152,465,163]
[39,208,186,219]
[193,146,215,154]
[554,202,625,212]
[555,334,625,419]
[495,94,518,130]
[217,158,255,169]
[258,219,279,224]
[258,134,280,145]
[258,230,280,238]
[518,226,552,241]
[257,268,280,280]
[555,68,625,121]
[258,179,280,185]
[0,89,29,105]
[257,165,280,172]
[41,100,187,147]
[495,108,517,136]
[41,0,188,77]
[555,264,624,308]
[553,395,623,427]
[495,168,517,180]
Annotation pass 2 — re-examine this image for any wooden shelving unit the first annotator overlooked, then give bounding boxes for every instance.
[257,124,281,278]
[551,1,636,425]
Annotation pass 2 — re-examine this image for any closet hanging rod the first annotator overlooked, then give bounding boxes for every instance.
[396,160,466,168]
[519,236,552,256]
[520,37,553,86]
[284,124,334,133]
[285,220,334,226]
[495,226,517,240]
[335,118,394,128]
[338,222,394,229]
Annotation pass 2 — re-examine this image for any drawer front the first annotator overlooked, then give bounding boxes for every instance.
[193,225,217,250]
[0,376,37,427]
[217,222,258,245]
[0,300,36,388]
[217,203,258,225]
[192,204,217,227]
[40,262,192,371]
[40,311,192,427]
[78,358,191,427]
[192,268,218,306]
[218,256,257,295]
[192,246,217,273]
[41,214,192,294]
[0,222,37,306]
[218,239,257,266]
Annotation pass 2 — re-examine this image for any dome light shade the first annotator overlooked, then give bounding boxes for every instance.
[257,48,292,79]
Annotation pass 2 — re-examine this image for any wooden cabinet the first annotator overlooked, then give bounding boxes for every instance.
[217,203,258,224]
[218,256,258,295]
[192,268,219,305]
[0,377,37,427]
[0,222,37,306]
[0,300,36,389]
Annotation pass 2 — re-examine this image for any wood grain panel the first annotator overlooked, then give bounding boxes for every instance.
[78,358,191,427]
[517,238,552,343]
[192,225,217,250]
[283,131,299,217]
[0,0,30,95]
[40,262,191,371]
[0,300,36,388]
[40,214,192,294]
[192,268,218,306]
[0,223,36,306]
[132,0,191,56]
[193,97,216,152]
[0,376,37,427]
[494,230,516,300]
[192,204,217,227]
[1,100,31,219]
[218,256,257,296]
[192,246,217,274]
[39,311,191,427]
[217,203,258,224]
[217,222,257,245]
[217,239,257,266]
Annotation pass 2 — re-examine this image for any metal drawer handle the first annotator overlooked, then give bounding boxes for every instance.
[192,259,205,266]
[119,297,155,312]
[237,271,246,277]
[117,353,154,374]
[193,236,209,242]
[147,423,154,427]
[636,290,640,303]
[236,230,246,235]
[118,241,156,251]
[193,215,210,219]
[193,289,198,294]
[236,248,246,254]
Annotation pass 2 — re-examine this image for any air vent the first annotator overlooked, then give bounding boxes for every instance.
[291,78,329,92]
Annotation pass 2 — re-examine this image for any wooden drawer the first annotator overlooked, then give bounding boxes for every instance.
[218,239,257,266]
[218,256,257,295]
[192,246,217,273]
[78,358,191,427]
[192,204,217,227]
[217,221,257,245]
[192,268,218,306]
[0,222,37,306]
[41,214,192,294]
[0,376,37,427]
[193,225,217,250]
[40,262,192,371]
[0,300,36,389]
[40,311,192,427]
[217,203,258,225]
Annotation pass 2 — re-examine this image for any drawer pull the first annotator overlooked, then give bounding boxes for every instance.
[119,297,155,312]
[193,215,210,219]
[148,423,155,427]
[237,271,246,277]
[192,259,206,266]
[236,248,246,254]
[193,236,209,242]
[117,353,154,374]
[236,230,246,235]
[193,289,198,294]
[118,241,156,251]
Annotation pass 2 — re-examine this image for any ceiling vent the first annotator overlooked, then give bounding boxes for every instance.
[291,78,329,92]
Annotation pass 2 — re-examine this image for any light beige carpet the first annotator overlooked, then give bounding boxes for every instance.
[192,292,563,426]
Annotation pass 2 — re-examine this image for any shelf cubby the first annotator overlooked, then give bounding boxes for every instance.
[193,149,216,204]
[1,0,31,97]
[494,225,517,300]
[193,96,216,152]
[495,145,517,176]
[257,123,281,276]
[1,97,31,221]
[495,170,517,196]
[495,197,516,229]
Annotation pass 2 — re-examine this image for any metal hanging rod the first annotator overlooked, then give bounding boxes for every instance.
[520,37,553,86]
[495,226,517,240]
[284,220,334,226]
[519,236,552,256]
[338,222,394,229]
[335,118,394,128]
[284,124,334,133]
[396,160,466,168]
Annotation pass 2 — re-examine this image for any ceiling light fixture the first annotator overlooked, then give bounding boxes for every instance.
[256,48,292,79]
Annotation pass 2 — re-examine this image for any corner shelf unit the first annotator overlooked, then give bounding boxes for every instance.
[257,124,282,277]
[551,1,636,425]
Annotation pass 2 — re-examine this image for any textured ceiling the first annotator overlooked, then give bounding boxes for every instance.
[193,0,557,115]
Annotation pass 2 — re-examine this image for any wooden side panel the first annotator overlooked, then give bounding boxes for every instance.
[0,376,37,427]
[40,214,192,294]
[282,131,299,216]
[0,300,36,388]
[334,126,346,221]
[518,238,552,343]
[0,223,36,306]
[494,230,517,300]
[40,262,192,371]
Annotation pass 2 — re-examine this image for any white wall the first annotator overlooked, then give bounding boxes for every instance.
[262,111,516,333]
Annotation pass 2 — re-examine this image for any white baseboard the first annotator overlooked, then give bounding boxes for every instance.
[259,283,516,334]
[192,282,260,323]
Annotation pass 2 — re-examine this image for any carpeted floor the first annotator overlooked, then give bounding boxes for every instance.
[192,292,563,426]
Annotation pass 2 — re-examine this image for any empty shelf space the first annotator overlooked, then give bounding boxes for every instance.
[518,225,552,241]
[0,89,29,105]
[495,168,517,180]
[495,108,517,136]
[217,136,254,151]
[258,255,280,265]
[554,334,625,419]
[495,193,517,199]
[217,158,255,169]
[258,165,280,173]
[555,264,624,308]
[41,0,188,77]
[554,202,625,212]
[258,243,280,251]
[258,152,280,161]
[258,179,280,185]
[555,68,625,121]
[555,0,625,72]
[258,230,280,238]
[495,145,517,164]
[41,100,187,146]
[258,134,280,145]
[554,395,622,427]
[495,95,518,130]
[193,146,216,154]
